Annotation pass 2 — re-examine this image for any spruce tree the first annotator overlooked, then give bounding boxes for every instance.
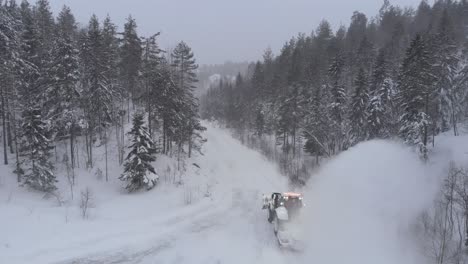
[171,41,205,158]
[21,107,56,191]
[119,16,142,106]
[431,9,460,135]
[120,113,158,192]
[367,49,393,139]
[349,68,369,145]
[397,34,435,160]
[141,33,162,135]
[327,53,348,152]
[80,15,114,167]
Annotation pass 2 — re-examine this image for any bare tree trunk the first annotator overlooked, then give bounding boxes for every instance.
[423,93,429,161]
[188,132,192,158]
[163,119,166,154]
[13,105,20,182]
[127,97,130,123]
[292,127,296,158]
[1,85,8,165]
[85,130,90,168]
[452,111,458,136]
[177,141,181,171]
[121,113,125,163]
[105,127,108,182]
[115,121,121,164]
[6,93,13,154]
[70,124,75,185]
[89,128,93,168]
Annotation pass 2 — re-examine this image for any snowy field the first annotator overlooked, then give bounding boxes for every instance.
[1,123,467,264]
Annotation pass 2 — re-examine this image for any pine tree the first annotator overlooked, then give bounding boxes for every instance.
[397,34,435,160]
[367,49,393,139]
[48,8,80,178]
[276,83,304,155]
[56,5,76,38]
[21,107,56,191]
[141,33,162,135]
[119,16,142,108]
[171,41,205,158]
[0,2,22,165]
[327,53,348,152]
[303,84,331,162]
[47,11,80,132]
[430,9,460,135]
[119,113,158,192]
[349,68,369,145]
[80,15,114,167]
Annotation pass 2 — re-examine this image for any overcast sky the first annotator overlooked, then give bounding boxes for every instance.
[49,0,422,65]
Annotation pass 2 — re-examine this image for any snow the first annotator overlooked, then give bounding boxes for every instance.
[0,122,467,264]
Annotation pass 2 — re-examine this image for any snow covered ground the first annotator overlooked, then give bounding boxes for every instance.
[1,123,467,264]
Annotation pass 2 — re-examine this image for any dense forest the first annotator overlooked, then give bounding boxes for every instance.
[0,0,204,192]
[201,0,468,169]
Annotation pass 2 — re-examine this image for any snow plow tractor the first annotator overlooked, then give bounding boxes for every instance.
[262,192,305,251]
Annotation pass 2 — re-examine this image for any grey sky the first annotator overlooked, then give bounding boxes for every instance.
[49,0,422,65]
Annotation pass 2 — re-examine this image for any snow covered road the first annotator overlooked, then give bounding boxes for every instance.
[55,123,295,264]
[1,123,295,264]
[1,123,441,264]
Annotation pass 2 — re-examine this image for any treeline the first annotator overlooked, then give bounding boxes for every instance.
[0,0,204,192]
[201,0,468,161]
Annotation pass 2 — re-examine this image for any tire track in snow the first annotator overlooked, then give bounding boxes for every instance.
[55,123,292,264]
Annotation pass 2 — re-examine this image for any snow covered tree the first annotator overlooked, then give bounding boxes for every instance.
[20,107,56,192]
[303,84,331,162]
[0,2,22,165]
[56,5,76,39]
[141,33,162,135]
[119,113,158,192]
[119,16,142,109]
[171,41,205,158]
[367,49,393,139]
[276,83,304,155]
[80,15,115,167]
[430,10,460,135]
[47,7,80,176]
[327,53,348,152]
[349,68,369,145]
[397,34,436,160]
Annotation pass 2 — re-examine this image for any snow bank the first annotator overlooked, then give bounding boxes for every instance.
[300,140,438,263]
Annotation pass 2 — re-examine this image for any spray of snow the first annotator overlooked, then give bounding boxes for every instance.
[299,140,438,263]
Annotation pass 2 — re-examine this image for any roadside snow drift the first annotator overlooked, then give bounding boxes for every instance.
[300,140,437,264]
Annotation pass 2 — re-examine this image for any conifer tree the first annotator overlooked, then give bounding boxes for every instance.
[367,49,393,139]
[119,16,142,109]
[21,107,56,191]
[327,53,348,152]
[349,68,369,145]
[81,15,114,167]
[397,34,435,160]
[48,7,80,176]
[120,113,158,192]
[171,41,205,158]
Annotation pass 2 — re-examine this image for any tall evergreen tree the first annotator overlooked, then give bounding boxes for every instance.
[397,34,435,160]
[20,107,56,191]
[119,16,142,108]
[80,15,114,167]
[327,53,348,152]
[119,113,158,192]
[141,33,162,135]
[430,9,460,135]
[171,41,204,158]
[48,7,80,175]
[349,68,369,145]
[367,49,394,139]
